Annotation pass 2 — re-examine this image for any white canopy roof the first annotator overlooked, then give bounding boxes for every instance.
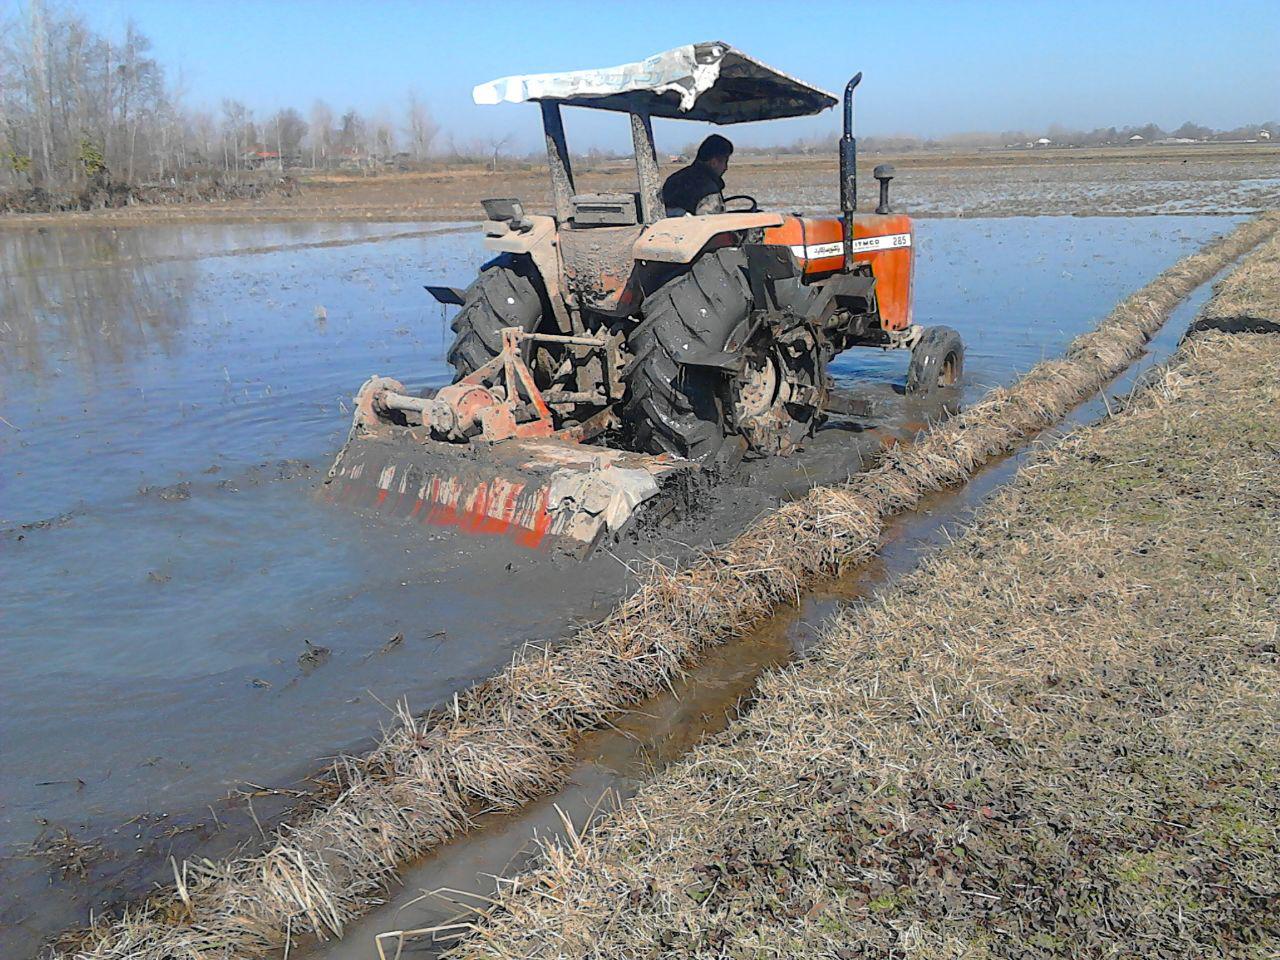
[473,42,837,124]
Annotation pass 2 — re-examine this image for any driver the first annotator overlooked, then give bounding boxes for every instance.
[662,135,733,216]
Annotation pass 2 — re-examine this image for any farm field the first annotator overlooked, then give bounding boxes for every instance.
[3,143,1276,227]
[3,6,1277,959]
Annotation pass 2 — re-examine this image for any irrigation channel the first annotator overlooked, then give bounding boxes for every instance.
[0,214,1262,957]
[309,252,1244,960]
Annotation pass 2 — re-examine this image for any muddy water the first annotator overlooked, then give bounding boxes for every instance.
[313,268,1227,960]
[0,214,1238,955]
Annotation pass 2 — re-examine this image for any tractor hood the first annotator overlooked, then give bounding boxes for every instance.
[472,42,837,124]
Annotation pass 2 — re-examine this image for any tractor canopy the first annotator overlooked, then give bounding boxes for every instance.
[472,41,837,124]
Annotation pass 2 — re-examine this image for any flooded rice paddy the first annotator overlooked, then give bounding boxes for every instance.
[751,157,1279,219]
[0,214,1241,955]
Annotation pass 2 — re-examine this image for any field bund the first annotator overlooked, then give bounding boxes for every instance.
[56,215,1279,959]
[446,236,1280,957]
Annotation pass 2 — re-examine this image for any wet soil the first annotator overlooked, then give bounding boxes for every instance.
[2,145,1275,228]
[0,214,1240,956]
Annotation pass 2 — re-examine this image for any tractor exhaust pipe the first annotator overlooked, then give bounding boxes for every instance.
[840,72,863,271]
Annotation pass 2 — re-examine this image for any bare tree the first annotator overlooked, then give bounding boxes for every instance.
[336,108,366,168]
[308,99,332,168]
[221,99,248,171]
[190,109,216,165]
[405,89,438,162]
[270,108,307,168]
[26,0,54,187]
[370,108,396,164]
[486,132,513,172]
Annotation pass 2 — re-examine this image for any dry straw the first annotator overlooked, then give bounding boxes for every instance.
[1195,223,1280,333]
[451,329,1280,958]
[57,213,1279,960]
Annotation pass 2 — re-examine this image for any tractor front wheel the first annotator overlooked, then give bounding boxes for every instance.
[906,325,964,395]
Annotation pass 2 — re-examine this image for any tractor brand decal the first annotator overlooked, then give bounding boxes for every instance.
[790,241,843,260]
[789,233,912,260]
[852,233,913,253]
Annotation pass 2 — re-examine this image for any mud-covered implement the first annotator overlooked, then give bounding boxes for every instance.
[325,42,964,553]
[326,325,693,552]
[360,327,619,445]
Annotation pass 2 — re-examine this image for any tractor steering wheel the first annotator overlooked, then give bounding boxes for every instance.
[722,194,759,213]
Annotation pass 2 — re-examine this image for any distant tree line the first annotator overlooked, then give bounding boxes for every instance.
[0,1,442,202]
[2,1,1274,204]
[744,120,1278,156]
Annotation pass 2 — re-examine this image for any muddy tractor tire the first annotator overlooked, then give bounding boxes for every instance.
[732,325,827,456]
[445,255,546,379]
[623,249,826,461]
[906,325,964,395]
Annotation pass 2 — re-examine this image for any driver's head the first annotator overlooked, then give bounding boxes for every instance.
[696,134,733,177]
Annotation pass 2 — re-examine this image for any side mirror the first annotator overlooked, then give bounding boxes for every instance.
[873,164,895,215]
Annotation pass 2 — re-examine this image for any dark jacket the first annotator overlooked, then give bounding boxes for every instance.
[661,161,725,215]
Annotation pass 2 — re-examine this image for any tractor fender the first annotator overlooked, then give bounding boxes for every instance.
[482,214,571,332]
[634,212,784,264]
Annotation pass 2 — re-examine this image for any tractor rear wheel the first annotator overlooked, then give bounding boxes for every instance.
[906,325,964,395]
[731,326,827,456]
[623,249,826,461]
[622,251,746,461]
[445,255,546,379]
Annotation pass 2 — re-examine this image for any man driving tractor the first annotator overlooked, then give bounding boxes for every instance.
[662,134,733,215]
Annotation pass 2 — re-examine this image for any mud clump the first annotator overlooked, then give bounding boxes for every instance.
[1192,225,1280,335]
[625,464,717,540]
[140,481,191,502]
[296,639,331,671]
[260,458,314,483]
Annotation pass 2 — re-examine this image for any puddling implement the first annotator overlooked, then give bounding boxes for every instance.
[325,325,696,553]
[324,42,965,553]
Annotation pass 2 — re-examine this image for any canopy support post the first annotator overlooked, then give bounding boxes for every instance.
[541,101,575,222]
[630,110,663,224]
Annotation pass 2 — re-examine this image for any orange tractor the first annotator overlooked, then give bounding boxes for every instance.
[327,43,962,550]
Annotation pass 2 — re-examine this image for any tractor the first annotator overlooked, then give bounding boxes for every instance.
[326,43,963,551]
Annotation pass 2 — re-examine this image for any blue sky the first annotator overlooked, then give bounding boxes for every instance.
[67,0,1280,151]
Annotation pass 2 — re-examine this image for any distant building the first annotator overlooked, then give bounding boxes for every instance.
[1128,134,1145,143]
[337,146,384,170]
[1260,130,1273,141]
[240,147,282,169]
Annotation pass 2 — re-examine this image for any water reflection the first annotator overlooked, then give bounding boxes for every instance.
[0,228,197,385]
[0,222,467,526]
[0,221,424,388]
